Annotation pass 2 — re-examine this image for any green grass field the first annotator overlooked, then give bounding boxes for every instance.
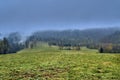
[0,43,120,80]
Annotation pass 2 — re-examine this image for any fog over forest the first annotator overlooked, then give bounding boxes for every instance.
[0,1,120,79]
[0,0,120,53]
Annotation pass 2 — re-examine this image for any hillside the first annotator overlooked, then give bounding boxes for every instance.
[101,31,120,44]
[0,44,120,80]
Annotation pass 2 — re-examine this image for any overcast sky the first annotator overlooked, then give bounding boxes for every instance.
[0,0,120,34]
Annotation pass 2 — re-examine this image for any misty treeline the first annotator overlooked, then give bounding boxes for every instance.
[0,32,24,54]
[26,28,120,53]
[1,28,120,54]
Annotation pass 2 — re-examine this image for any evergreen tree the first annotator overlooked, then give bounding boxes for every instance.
[3,38,9,54]
[99,47,103,53]
[0,38,9,54]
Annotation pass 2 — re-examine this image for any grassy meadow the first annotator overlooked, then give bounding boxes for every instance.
[0,43,120,80]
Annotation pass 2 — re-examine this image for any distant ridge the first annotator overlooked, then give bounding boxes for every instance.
[101,31,120,44]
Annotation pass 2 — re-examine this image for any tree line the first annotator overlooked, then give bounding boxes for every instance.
[1,28,120,54]
[0,32,24,54]
[25,28,120,53]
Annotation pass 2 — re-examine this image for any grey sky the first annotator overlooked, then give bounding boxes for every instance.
[0,0,120,34]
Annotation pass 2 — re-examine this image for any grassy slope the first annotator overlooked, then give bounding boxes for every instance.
[0,44,120,80]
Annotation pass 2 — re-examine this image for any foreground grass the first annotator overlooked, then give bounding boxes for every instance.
[0,45,120,80]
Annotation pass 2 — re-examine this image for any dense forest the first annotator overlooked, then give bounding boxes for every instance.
[0,27,120,54]
[26,27,120,53]
[26,28,120,45]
